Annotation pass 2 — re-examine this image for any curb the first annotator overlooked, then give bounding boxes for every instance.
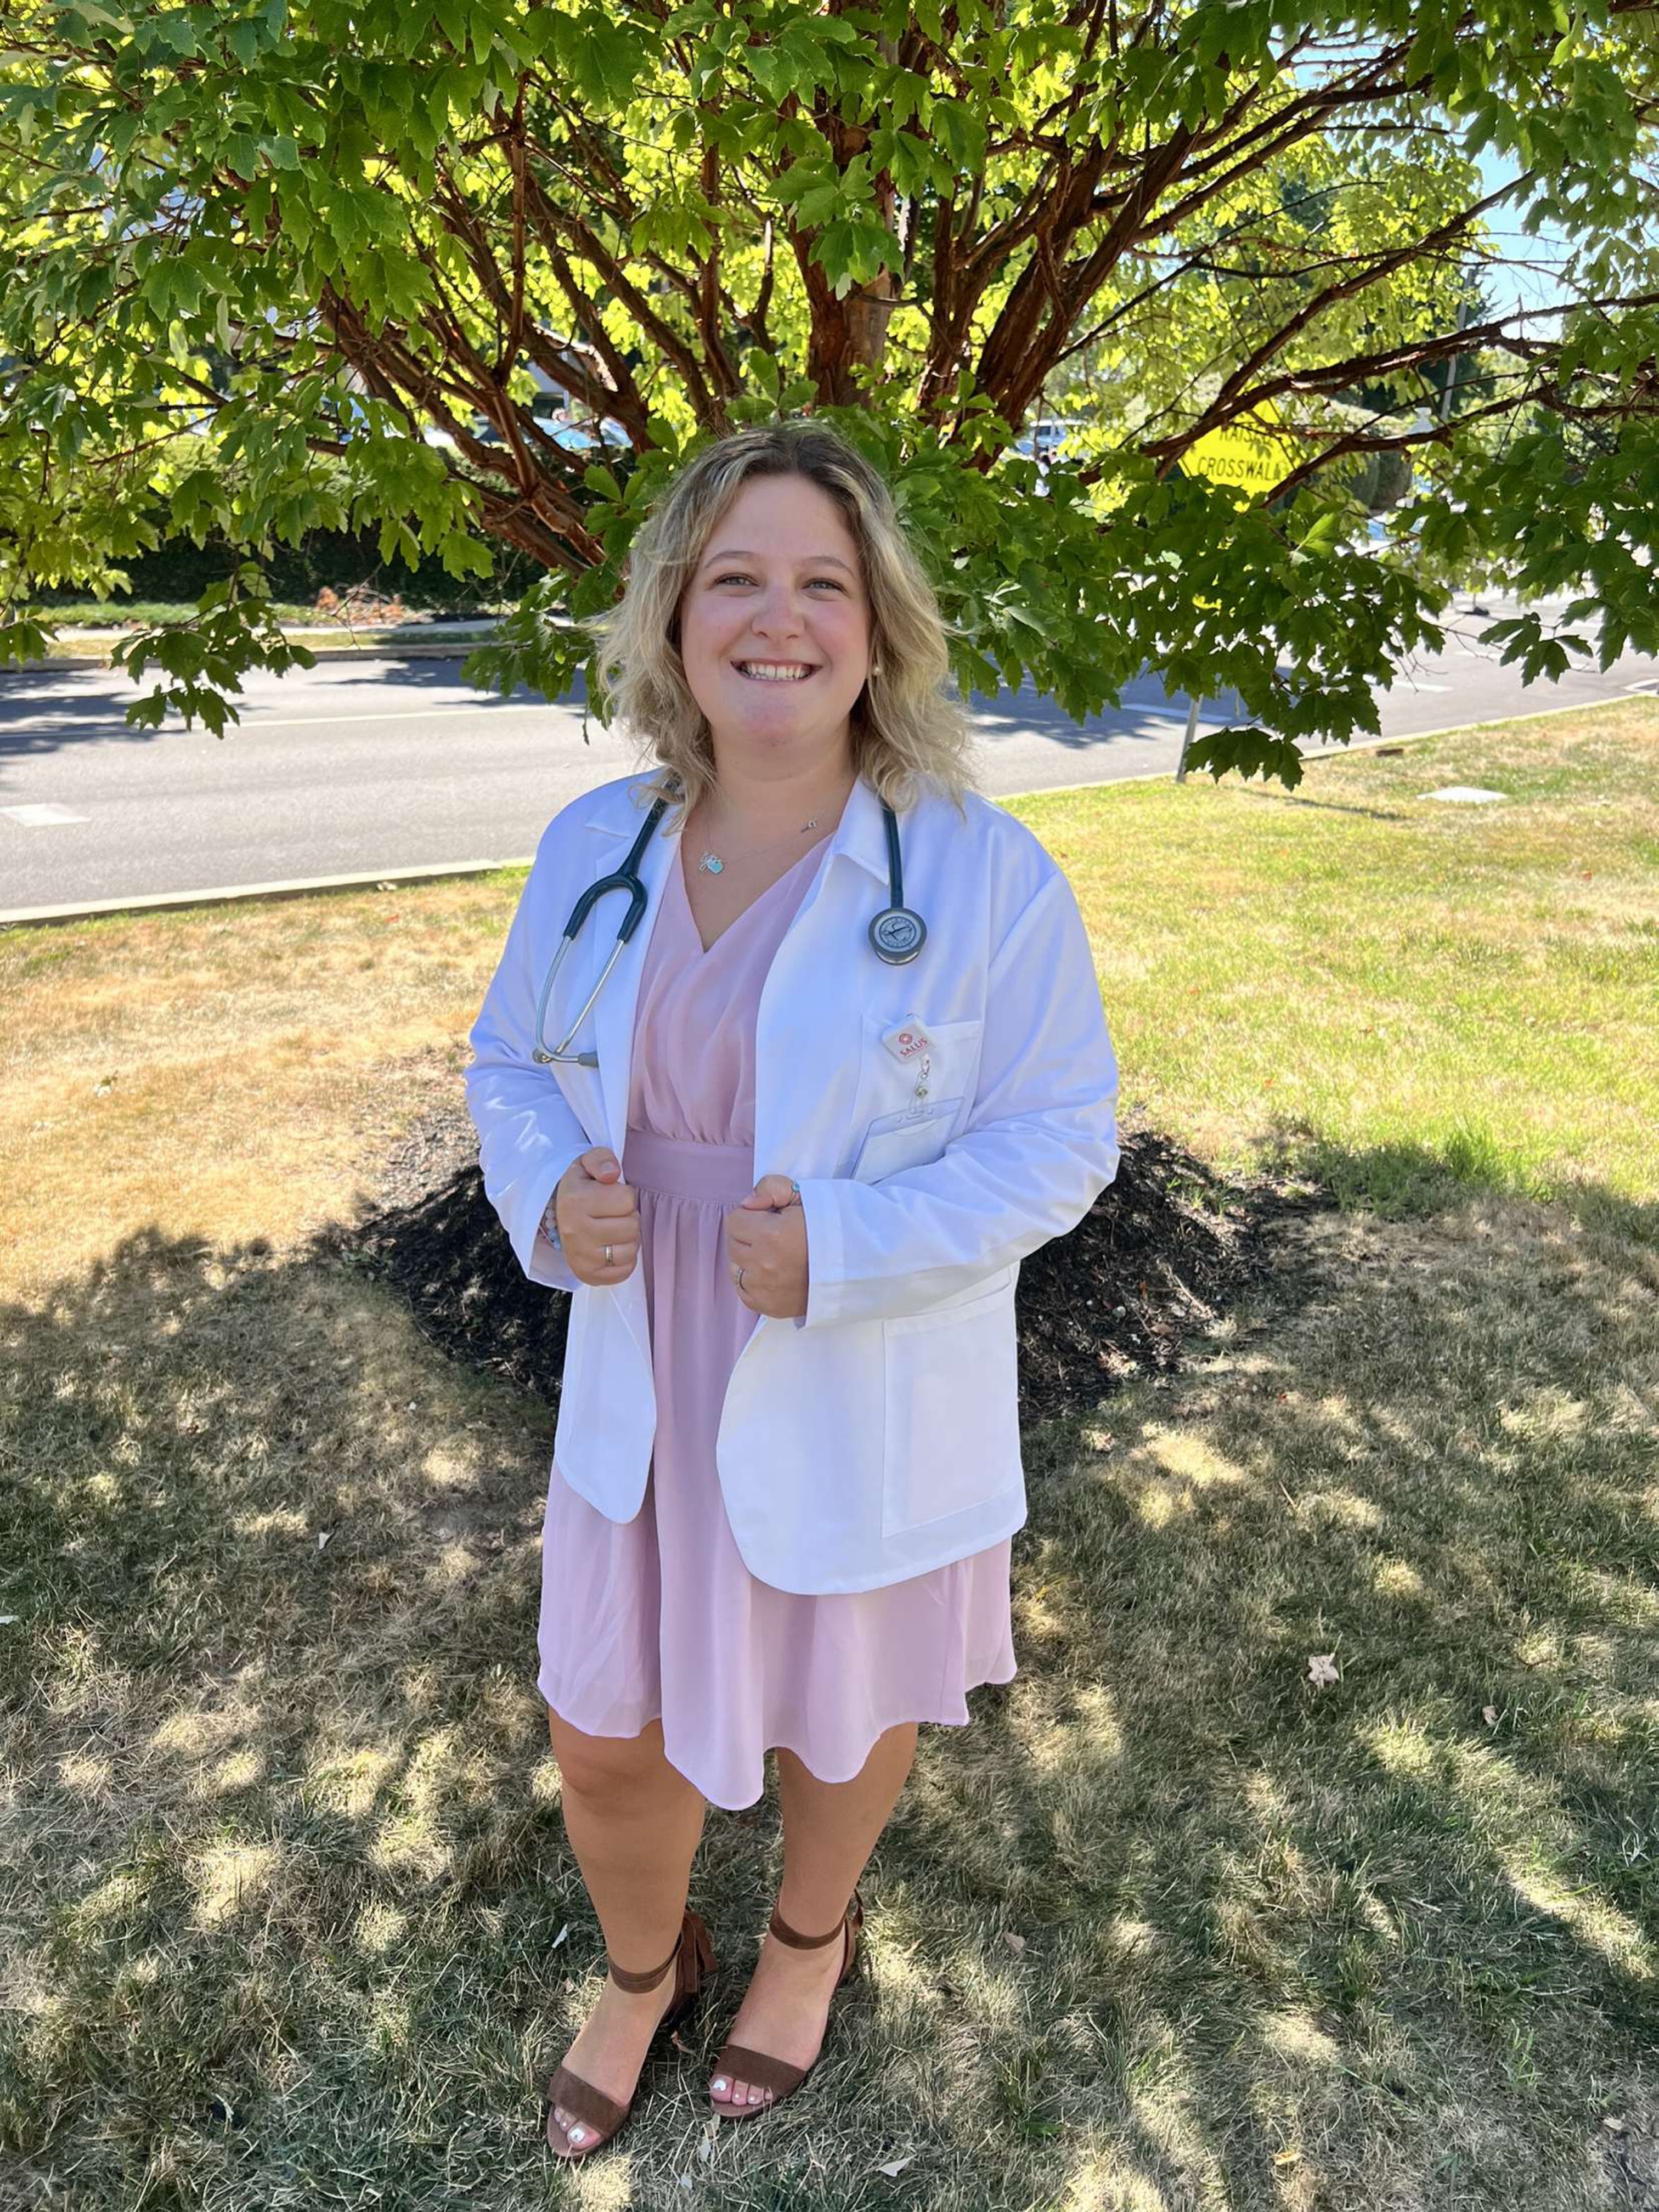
[22,636,505,672]
[11,611,597,671]
[997,718,1434,802]
[1,694,1636,933]
[999,690,1647,803]
[0,855,534,931]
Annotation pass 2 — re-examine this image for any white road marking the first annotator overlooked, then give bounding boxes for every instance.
[1,803,88,826]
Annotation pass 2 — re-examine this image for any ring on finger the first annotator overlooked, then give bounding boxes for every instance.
[603,1243,613,1266]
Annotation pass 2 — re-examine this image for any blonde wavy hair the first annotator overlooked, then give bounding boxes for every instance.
[581,419,977,825]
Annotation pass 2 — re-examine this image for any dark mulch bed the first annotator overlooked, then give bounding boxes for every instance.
[317,1096,1336,1426]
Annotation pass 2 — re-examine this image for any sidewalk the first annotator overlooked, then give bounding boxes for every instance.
[21,612,552,670]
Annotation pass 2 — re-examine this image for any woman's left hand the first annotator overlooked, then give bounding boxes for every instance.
[724,1173,809,1318]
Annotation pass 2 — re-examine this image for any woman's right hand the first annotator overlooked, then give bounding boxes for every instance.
[555,1147,641,1285]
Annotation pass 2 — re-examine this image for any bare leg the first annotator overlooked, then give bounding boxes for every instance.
[710,1721,917,2113]
[546,1708,708,2152]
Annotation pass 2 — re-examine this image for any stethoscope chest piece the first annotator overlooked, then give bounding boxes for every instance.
[868,905,927,963]
[868,795,926,962]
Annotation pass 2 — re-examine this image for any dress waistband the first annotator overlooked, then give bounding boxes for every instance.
[622,1126,756,1201]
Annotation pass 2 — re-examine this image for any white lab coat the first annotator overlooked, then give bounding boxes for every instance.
[464,767,1120,1595]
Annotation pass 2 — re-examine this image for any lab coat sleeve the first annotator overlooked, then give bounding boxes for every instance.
[464,830,595,1296]
[793,865,1119,1329]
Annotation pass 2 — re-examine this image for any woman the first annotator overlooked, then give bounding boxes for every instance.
[465,420,1120,2159]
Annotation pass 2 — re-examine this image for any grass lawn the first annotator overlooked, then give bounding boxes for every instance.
[1,702,1655,2210]
[37,601,511,630]
[38,600,408,629]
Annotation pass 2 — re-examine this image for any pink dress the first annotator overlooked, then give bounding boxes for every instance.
[536,828,1017,1809]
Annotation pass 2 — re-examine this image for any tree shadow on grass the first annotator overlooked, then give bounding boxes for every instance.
[1,1131,1654,2209]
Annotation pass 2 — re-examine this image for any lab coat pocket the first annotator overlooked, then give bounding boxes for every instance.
[850,1098,966,1183]
[851,1013,983,1177]
[881,1271,1022,1534]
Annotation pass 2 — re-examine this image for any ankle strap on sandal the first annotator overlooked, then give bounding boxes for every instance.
[607,1915,686,1993]
[769,1885,864,1950]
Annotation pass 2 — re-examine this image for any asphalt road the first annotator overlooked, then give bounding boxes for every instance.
[2,593,1654,921]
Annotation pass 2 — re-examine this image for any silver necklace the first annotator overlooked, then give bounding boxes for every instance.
[693,788,845,875]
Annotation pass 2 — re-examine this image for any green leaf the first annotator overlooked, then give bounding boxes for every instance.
[930,98,987,176]
[145,9,204,58]
[435,0,470,56]
[581,15,646,107]
[0,618,50,669]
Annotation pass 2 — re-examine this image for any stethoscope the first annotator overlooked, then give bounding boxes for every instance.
[532,774,926,1066]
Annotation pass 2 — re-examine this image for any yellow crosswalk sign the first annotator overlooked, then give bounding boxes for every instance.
[1180,398,1297,503]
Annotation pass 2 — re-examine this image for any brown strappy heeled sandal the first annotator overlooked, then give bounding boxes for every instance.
[544,1906,717,2160]
[708,1887,865,2121]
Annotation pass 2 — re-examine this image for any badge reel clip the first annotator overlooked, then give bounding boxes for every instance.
[881,1016,935,1122]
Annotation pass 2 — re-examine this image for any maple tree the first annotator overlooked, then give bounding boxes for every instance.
[2,0,1656,785]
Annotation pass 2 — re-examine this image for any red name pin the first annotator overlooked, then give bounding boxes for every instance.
[881,1015,933,1063]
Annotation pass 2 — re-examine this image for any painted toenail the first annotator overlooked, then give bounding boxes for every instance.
[712,2077,727,2092]
[568,2126,585,2143]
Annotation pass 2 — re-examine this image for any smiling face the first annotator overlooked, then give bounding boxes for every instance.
[676,472,873,780]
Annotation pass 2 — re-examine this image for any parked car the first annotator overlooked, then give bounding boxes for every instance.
[549,417,632,455]
[467,409,631,454]
[1014,417,1086,465]
[998,415,1089,496]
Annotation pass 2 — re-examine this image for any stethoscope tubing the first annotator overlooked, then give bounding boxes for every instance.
[532,794,672,1065]
[532,776,924,1068]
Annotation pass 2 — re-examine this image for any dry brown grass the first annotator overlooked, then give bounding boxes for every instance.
[2,881,514,1301]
